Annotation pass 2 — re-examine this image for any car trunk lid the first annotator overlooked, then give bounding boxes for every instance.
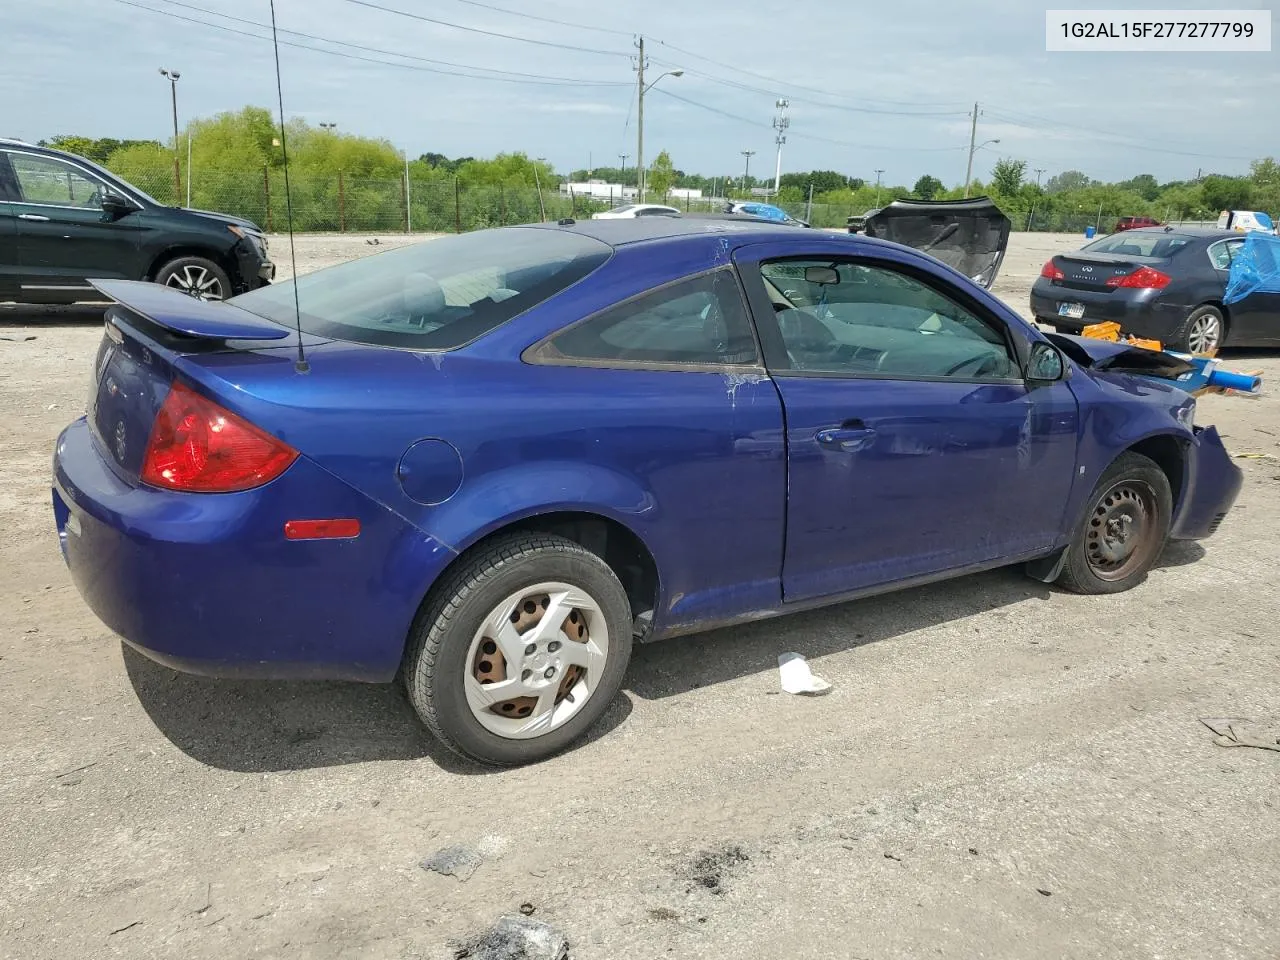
[1050,252,1166,292]
[863,197,1010,288]
[85,280,324,482]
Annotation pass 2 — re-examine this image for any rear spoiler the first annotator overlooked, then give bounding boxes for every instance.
[90,279,290,341]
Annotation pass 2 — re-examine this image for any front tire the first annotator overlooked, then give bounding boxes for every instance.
[404,533,634,766]
[1056,452,1172,595]
[154,256,232,301]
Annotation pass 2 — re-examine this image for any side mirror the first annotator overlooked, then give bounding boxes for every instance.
[803,265,839,285]
[101,193,137,217]
[1027,341,1067,384]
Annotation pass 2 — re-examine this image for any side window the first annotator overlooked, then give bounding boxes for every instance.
[759,258,1019,381]
[1208,239,1243,271]
[9,154,104,208]
[542,270,757,367]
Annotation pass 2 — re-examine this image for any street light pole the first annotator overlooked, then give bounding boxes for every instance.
[618,153,628,196]
[159,68,181,201]
[740,150,755,195]
[319,122,337,131]
[634,35,682,203]
[874,169,885,209]
[964,137,1001,198]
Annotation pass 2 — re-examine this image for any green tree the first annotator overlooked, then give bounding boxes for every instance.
[990,158,1026,195]
[778,170,853,194]
[1118,173,1160,201]
[38,136,161,164]
[1045,170,1091,194]
[647,150,676,200]
[912,174,944,199]
[1200,175,1252,211]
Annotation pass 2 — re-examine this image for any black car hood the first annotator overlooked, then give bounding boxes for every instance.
[179,207,265,234]
[864,197,1010,288]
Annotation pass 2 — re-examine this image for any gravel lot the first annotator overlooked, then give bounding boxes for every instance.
[3,232,1279,960]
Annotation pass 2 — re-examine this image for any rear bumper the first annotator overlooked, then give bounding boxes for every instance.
[1169,424,1243,540]
[52,417,453,681]
[1030,282,1191,340]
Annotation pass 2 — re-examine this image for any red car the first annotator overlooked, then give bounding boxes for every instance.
[1113,216,1161,232]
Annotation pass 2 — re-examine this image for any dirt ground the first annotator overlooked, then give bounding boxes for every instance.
[2,233,1279,960]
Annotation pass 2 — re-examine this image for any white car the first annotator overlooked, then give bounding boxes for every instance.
[590,203,681,220]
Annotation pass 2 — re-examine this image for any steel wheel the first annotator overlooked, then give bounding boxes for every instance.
[464,581,609,740]
[1085,480,1160,581]
[165,264,225,300]
[1187,312,1221,355]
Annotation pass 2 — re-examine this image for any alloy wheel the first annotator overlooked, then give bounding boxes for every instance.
[464,581,609,739]
[165,265,225,301]
[1187,313,1220,355]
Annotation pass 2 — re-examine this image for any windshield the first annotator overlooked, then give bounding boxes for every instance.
[1084,231,1193,257]
[231,227,611,349]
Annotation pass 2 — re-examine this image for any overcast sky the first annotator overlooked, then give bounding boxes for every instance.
[4,0,1276,186]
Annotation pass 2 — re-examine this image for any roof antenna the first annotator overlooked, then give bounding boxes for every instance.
[268,0,308,374]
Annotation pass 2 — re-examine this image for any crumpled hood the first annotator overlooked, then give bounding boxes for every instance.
[864,197,1010,288]
[1045,332,1195,379]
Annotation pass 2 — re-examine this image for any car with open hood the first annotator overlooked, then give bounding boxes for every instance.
[0,139,273,304]
[53,216,1240,766]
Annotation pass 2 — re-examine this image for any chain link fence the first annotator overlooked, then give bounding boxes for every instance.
[115,167,1201,237]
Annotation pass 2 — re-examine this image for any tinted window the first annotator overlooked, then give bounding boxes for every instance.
[1208,238,1244,270]
[759,259,1018,380]
[9,153,104,208]
[544,270,757,366]
[1085,232,1192,257]
[232,227,611,349]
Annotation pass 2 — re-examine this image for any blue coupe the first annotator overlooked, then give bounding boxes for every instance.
[53,218,1242,765]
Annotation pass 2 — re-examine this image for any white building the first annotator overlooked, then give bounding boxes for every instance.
[560,180,637,201]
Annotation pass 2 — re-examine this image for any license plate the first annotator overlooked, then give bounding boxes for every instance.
[1058,302,1085,319]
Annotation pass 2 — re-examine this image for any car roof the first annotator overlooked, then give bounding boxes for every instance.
[529,215,805,247]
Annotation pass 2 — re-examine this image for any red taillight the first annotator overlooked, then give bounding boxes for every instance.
[1040,260,1065,281]
[1106,265,1172,289]
[140,382,297,492]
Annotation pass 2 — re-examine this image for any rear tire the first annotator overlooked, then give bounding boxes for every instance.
[404,533,633,766]
[154,256,232,301]
[1056,452,1172,595]
[1167,304,1224,355]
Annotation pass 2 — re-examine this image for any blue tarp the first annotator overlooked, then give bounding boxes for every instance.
[1224,231,1280,304]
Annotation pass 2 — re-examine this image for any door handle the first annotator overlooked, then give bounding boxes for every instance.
[18,213,50,221]
[816,420,876,451]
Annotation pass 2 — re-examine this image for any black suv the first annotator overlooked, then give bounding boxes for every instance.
[0,139,273,304]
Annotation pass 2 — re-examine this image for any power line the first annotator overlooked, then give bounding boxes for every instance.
[150,0,628,84]
[648,37,967,108]
[648,58,968,118]
[985,108,1256,162]
[650,89,967,153]
[443,0,634,37]
[109,0,630,86]
[341,0,630,57]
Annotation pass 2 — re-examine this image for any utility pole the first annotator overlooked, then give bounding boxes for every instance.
[1034,167,1045,189]
[634,36,682,202]
[636,36,645,200]
[159,68,181,201]
[772,99,789,197]
[741,150,755,195]
[874,169,885,208]
[963,101,978,198]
